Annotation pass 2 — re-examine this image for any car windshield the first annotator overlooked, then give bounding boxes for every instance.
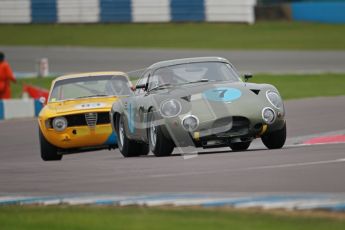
[150,62,240,90]
[49,75,133,102]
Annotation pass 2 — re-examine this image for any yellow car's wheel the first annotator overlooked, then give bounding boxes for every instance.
[39,129,62,161]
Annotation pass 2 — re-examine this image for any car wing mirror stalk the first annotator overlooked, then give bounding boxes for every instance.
[135,83,148,91]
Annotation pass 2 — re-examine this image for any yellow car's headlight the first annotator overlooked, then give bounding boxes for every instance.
[52,117,68,132]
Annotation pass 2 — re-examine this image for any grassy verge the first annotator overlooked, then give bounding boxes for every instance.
[1,22,345,50]
[11,77,54,98]
[12,73,345,100]
[251,73,345,100]
[0,206,344,230]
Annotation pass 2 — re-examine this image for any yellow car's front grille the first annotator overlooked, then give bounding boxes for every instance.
[49,112,110,128]
[85,112,97,129]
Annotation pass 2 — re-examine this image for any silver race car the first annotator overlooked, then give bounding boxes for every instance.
[111,57,286,157]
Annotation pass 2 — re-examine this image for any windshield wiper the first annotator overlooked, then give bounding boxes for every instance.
[149,83,172,92]
[75,94,109,99]
[184,79,209,85]
[149,79,210,91]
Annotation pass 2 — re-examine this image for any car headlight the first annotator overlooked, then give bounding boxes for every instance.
[262,107,276,124]
[52,117,68,131]
[266,91,283,109]
[160,99,182,117]
[182,115,199,132]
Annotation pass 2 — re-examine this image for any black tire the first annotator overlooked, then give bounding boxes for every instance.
[261,123,286,149]
[229,141,251,151]
[131,141,150,156]
[39,128,62,161]
[147,109,174,157]
[116,115,148,157]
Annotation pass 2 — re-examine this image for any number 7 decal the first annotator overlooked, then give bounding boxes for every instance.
[213,89,228,98]
[203,87,242,102]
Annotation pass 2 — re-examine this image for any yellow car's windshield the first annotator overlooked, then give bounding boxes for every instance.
[49,75,133,102]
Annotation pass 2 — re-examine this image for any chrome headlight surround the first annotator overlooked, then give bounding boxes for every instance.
[262,107,276,125]
[160,99,182,118]
[52,116,68,132]
[181,115,199,132]
[266,90,284,110]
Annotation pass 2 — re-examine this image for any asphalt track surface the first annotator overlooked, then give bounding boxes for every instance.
[0,96,345,196]
[2,46,345,74]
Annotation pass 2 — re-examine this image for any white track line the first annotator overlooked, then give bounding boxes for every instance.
[244,158,345,170]
[149,158,345,178]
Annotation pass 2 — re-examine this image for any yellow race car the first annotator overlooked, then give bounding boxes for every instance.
[38,72,133,161]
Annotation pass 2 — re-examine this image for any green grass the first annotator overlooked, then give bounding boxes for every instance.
[1,22,345,50]
[12,77,54,98]
[12,73,345,100]
[0,206,344,230]
[251,73,345,100]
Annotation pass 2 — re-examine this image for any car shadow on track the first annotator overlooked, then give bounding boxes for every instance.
[138,146,291,158]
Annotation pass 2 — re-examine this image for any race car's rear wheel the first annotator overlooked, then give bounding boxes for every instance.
[39,128,62,161]
[148,109,174,157]
[261,123,286,149]
[116,115,148,157]
[229,141,251,151]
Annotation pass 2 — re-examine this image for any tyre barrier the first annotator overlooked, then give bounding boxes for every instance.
[0,193,345,211]
[0,99,43,120]
[0,0,257,24]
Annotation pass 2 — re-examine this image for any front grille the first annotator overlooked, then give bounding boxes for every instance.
[215,116,250,137]
[65,114,85,127]
[85,112,97,128]
[212,117,233,134]
[232,117,250,129]
[97,112,111,125]
[231,117,250,136]
[51,112,110,128]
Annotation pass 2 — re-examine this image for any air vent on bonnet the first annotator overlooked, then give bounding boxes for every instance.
[181,95,191,102]
[250,89,260,95]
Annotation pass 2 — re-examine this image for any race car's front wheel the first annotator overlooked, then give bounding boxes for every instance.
[229,141,251,151]
[116,115,148,157]
[261,123,286,149]
[39,128,62,161]
[148,109,174,157]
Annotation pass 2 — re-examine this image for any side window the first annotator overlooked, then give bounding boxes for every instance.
[135,71,150,95]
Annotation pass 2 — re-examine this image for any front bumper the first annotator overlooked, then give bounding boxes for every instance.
[162,113,285,148]
[40,124,116,149]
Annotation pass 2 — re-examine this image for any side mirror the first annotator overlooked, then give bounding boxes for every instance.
[244,74,253,82]
[135,84,147,90]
